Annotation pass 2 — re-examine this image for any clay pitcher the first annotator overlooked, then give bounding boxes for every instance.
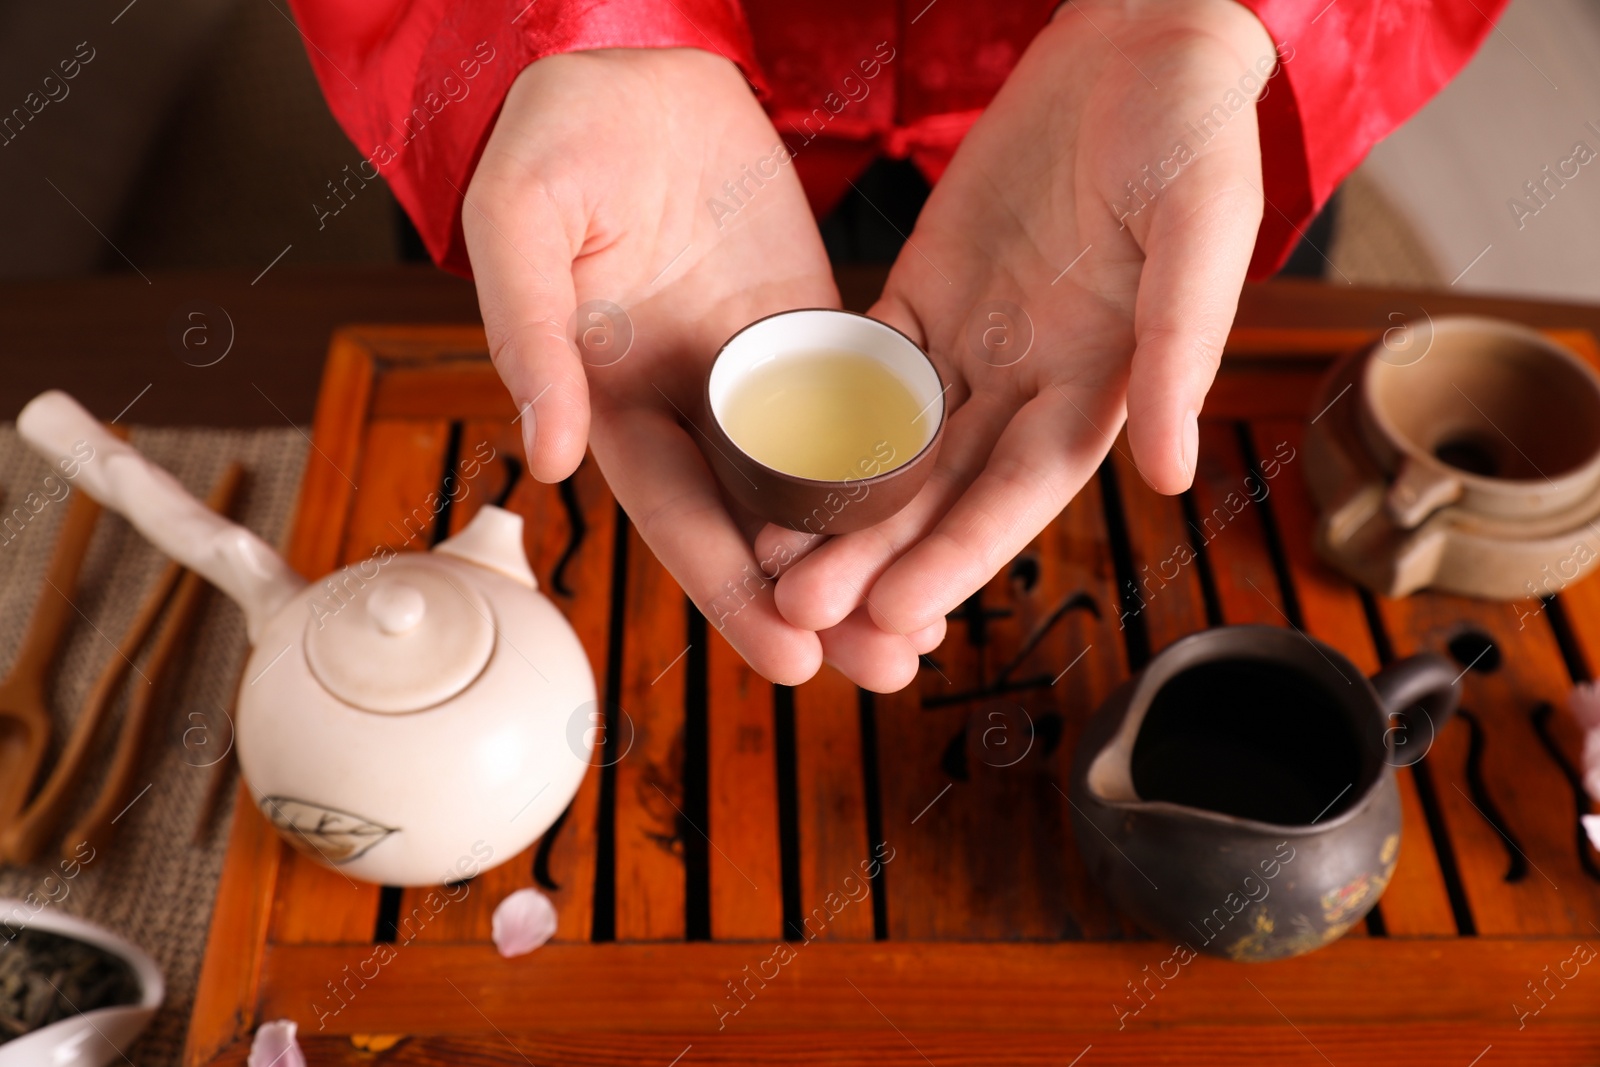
[1069,625,1459,961]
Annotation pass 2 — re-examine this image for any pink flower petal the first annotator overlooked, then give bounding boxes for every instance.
[1584,815,1600,855]
[1569,681,1600,731]
[492,887,558,958]
[248,1020,307,1067]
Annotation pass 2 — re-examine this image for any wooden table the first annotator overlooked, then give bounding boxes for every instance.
[144,274,1600,1064]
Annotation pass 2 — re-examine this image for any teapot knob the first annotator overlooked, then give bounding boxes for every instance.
[368,582,426,635]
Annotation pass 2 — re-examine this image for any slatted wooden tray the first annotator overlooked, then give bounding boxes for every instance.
[185,325,1600,1066]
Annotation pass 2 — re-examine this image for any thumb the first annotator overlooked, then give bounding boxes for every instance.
[865,287,928,352]
[463,187,592,484]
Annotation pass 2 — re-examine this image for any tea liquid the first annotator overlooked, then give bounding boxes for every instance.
[721,350,928,480]
[1129,659,1362,825]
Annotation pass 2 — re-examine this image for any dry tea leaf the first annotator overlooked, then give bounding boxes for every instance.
[0,925,140,1044]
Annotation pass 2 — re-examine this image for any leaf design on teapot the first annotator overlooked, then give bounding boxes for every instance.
[260,796,398,863]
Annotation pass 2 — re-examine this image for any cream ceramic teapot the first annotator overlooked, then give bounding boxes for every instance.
[17,391,596,886]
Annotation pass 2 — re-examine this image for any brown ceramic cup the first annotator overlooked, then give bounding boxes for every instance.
[702,309,946,534]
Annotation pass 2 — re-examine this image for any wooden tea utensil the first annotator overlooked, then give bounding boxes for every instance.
[0,463,245,863]
[0,560,182,863]
[0,489,103,832]
[64,462,245,859]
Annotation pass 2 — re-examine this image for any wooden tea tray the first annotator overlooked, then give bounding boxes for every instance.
[186,326,1600,1066]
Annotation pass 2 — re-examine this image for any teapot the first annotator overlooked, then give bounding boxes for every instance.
[1069,625,1458,961]
[17,391,596,886]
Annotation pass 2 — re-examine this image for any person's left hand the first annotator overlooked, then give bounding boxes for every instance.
[756,0,1276,656]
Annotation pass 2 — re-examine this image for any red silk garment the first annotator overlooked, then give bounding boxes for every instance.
[286,0,1505,279]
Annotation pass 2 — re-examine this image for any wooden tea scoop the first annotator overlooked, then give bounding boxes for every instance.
[0,559,184,863]
[59,462,245,859]
[2,463,244,861]
[0,489,103,831]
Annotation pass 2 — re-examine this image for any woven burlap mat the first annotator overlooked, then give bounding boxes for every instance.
[0,425,308,1065]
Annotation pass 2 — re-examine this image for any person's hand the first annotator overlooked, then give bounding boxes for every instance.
[465,48,839,683]
[465,48,943,688]
[758,0,1276,652]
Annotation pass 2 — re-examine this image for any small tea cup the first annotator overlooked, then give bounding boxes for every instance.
[702,309,946,534]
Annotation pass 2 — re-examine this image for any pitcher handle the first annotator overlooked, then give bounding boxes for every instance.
[1369,654,1461,767]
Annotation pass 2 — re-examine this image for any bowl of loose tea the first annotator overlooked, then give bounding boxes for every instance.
[0,902,162,1067]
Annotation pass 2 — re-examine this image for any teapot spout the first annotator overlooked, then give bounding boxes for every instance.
[434,506,537,588]
[17,391,307,641]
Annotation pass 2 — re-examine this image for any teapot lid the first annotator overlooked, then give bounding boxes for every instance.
[304,555,495,713]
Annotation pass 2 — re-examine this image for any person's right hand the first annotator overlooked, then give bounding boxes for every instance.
[465,48,938,688]
[753,1,1271,664]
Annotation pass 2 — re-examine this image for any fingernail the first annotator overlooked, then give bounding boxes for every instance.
[1180,409,1198,480]
[519,404,537,467]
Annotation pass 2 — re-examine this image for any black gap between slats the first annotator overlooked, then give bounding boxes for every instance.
[684,605,711,940]
[1358,588,1478,936]
[374,420,465,944]
[590,503,630,942]
[1095,458,1151,671]
[1537,596,1600,882]
[429,421,464,543]
[1177,489,1224,629]
[773,685,805,940]
[1236,423,1307,629]
[857,689,889,941]
[1542,594,1592,683]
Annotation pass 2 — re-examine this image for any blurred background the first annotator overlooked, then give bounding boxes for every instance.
[3,0,1597,296]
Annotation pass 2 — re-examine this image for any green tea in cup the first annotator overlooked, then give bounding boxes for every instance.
[703,308,946,533]
[719,349,925,481]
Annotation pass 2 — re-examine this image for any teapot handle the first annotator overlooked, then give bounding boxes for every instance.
[1369,653,1461,767]
[16,390,307,641]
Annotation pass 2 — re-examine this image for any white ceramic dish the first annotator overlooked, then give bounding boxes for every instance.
[0,904,163,1067]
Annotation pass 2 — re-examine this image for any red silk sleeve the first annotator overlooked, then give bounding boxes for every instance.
[287,0,1504,281]
[284,0,765,275]
[1233,0,1507,277]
